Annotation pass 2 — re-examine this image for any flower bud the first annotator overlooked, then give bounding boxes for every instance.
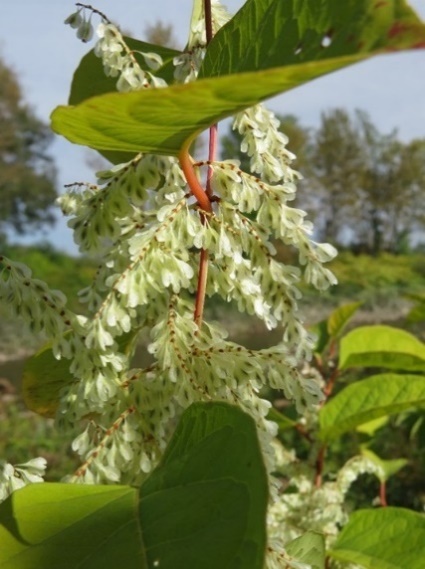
[64,10,83,29]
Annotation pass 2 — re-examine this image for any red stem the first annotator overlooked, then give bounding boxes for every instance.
[179,148,212,327]
[206,124,218,197]
[204,0,213,44]
[379,481,388,507]
[323,367,339,398]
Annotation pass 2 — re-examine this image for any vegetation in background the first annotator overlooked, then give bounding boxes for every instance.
[0,58,57,237]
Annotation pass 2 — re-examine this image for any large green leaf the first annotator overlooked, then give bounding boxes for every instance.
[0,402,268,569]
[0,484,146,569]
[339,325,425,371]
[50,57,363,157]
[319,373,425,440]
[51,2,425,158]
[200,0,425,77]
[285,531,325,569]
[22,330,140,418]
[140,402,268,569]
[69,37,180,164]
[329,507,425,569]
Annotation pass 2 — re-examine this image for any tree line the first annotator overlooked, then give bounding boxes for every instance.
[1,52,424,256]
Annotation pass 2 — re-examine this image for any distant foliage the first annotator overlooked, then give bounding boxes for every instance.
[0,58,57,236]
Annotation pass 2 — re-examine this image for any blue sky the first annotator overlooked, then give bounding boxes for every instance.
[1,0,425,254]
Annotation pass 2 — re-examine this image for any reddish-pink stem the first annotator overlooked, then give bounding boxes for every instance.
[315,444,327,488]
[206,124,218,197]
[379,481,388,507]
[178,148,212,327]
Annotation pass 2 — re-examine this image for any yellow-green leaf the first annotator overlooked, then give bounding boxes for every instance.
[339,325,425,371]
[319,373,425,440]
[329,508,425,569]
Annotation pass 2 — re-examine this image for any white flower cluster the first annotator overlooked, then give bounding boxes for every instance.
[0,256,73,354]
[0,458,47,503]
[173,0,232,83]
[268,451,382,548]
[207,158,337,294]
[1,11,343,564]
[234,104,300,184]
[65,5,166,91]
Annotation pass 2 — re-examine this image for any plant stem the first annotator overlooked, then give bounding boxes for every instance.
[181,1,217,327]
[179,147,212,327]
[379,480,388,507]
[323,367,339,398]
[315,444,326,488]
[204,0,213,44]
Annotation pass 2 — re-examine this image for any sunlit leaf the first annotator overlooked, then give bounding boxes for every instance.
[51,1,425,159]
[0,403,268,569]
[356,415,388,435]
[314,302,362,354]
[329,507,425,569]
[69,37,180,163]
[339,325,425,371]
[361,447,408,482]
[201,0,425,78]
[0,485,146,569]
[319,373,425,440]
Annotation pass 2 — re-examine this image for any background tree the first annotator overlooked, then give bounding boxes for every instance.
[355,115,425,254]
[305,109,425,254]
[306,108,365,245]
[144,20,178,48]
[0,57,57,238]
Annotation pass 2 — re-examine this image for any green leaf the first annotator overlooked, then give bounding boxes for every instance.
[339,325,425,371]
[314,302,362,354]
[361,448,408,482]
[140,402,268,569]
[329,507,425,569]
[69,37,180,164]
[406,294,425,323]
[356,415,388,435]
[22,330,140,418]
[267,406,297,432]
[0,484,146,569]
[50,57,364,157]
[328,302,362,338]
[319,373,425,440]
[0,402,268,569]
[286,531,325,569]
[201,0,425,78]
[51,3,425,158]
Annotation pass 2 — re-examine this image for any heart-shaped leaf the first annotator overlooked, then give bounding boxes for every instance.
[0,402,268,569]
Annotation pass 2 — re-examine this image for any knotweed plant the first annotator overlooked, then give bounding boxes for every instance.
[2,1,425,568]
